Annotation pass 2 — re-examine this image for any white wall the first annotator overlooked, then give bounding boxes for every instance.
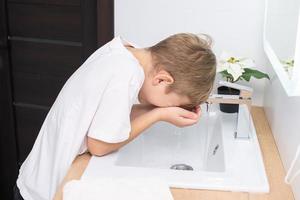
[264,62,300,199]
[115,0,269,106]
[266,0,299,59]
[264,0,300,198]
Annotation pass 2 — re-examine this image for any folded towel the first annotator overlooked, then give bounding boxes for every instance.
[63,177,174,200]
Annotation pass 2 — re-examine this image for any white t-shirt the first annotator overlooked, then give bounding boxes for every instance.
[16,36,145,200]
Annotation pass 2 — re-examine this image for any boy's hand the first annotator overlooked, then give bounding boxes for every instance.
[155,105,201,127]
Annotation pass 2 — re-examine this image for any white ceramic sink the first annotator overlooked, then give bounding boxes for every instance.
[82,104,269,193]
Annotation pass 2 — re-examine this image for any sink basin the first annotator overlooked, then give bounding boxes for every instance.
[115,110,224,172]
[82,104,269,193]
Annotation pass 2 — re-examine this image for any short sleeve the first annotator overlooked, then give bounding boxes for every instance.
[87,77,138,143]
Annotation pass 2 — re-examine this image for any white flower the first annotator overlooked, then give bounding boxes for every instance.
[226,63,245,81]
[217,52,231,72]
[217,52,255,82]
[217,61,230,72]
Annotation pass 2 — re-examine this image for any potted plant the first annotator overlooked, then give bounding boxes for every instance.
[217,52,270,113]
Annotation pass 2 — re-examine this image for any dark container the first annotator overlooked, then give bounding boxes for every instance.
[217,86,240,113]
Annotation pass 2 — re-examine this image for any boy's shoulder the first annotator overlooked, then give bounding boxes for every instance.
[103,47,143,78]
[81,36,144,83]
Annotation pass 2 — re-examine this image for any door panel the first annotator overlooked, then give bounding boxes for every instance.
[8,0,80,6]
[0,9,7,47]
[10,39,82,77]
[13,72,68,106]
[8,3,82,41]
[14,104,49,162]
[0,49,18,200]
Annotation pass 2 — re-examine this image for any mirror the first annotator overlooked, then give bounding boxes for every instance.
[264,0,300,96]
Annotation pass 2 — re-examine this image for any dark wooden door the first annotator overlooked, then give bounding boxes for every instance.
[0,1,19,199]
[0,0,114,199]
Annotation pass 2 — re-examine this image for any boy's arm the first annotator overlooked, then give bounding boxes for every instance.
[88,105,201,157]
[130,104,157,121]
[87,107,160,157]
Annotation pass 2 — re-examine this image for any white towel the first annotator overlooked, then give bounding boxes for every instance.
[63,177,174,200]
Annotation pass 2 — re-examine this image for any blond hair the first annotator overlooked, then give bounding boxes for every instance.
[148,33,217,109]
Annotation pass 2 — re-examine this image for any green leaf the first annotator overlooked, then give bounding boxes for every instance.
[242,68,270,82]
[219,70,234,82]
[242,73,251,81]
[219,70,230,76]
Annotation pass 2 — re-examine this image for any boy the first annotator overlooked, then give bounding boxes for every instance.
[15,33,216,200]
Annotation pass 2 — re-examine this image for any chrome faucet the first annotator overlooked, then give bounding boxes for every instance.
[206,81,253,139]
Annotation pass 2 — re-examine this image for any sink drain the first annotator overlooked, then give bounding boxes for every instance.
[170,164,193,171]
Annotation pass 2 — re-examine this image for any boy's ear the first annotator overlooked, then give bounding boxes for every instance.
[152,70,174,86]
